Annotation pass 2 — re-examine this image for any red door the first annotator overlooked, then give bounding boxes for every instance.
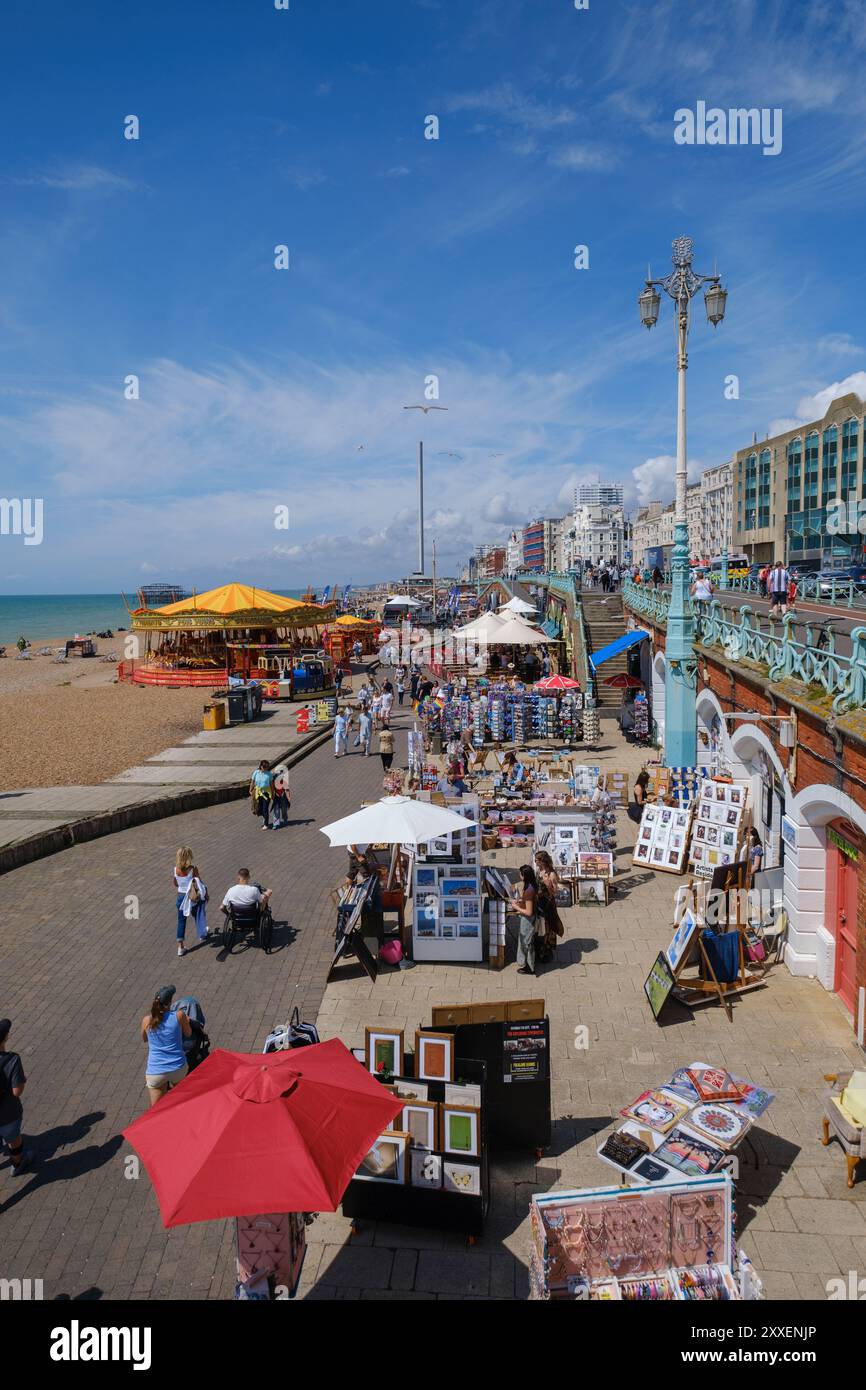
[829,830,859,1016]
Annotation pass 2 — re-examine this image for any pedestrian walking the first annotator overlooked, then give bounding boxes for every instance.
[371,690,383,729]
[410,669,421,703]
[173,846,209,957]
[381,686,394,728]
[333,708,349,756]
[534,851,565,964]
[334,666,344,696]
[690,570,714,620]
[759,564,770,599]
[396,672,406,705]
[271,766,291,828]
[512,864,540,976]
[600,565,611,593]
[768,560,790,616]
[652,566,664,590]
[354,706,373,754]
[0,1018,33,1175]
[378,725,395,772]
[787,571,798,613]
[249,759,274,826]
[352,639,362,663]
[141,986,191,1107]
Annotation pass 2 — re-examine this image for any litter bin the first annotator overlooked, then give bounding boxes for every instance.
[202,703,226,731]
[226,690,245,723]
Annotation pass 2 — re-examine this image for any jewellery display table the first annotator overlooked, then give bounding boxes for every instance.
[595,1061,774,1187]
[529,1173,762,1300]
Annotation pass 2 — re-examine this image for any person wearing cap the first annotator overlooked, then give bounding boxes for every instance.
[0,1018,33,1175]
[141,987,191,1107]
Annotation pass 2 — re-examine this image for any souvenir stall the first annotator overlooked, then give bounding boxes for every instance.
[343,1028,489,1236]
[596,1062,775,1187]
[412,794,483,962]
[529,1172,763,1301]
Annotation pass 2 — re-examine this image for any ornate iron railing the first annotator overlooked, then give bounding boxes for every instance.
[622,579,866,712]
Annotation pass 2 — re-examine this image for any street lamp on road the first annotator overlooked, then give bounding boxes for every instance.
[639,236,728,765]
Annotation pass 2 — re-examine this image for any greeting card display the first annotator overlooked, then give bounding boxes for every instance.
[633,802,692,873]
[412,862,483,961]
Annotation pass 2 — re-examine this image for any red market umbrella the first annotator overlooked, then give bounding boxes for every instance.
[533,674,581,691]
[602,673,644,689]
[123,1040,403,1228]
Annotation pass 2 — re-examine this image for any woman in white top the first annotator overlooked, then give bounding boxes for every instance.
[173,846,209,957]
[690,572,714,620]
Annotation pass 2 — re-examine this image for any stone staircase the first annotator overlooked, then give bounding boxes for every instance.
[581,591,629,707]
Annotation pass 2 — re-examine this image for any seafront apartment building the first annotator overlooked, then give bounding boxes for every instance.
[731,391,866,566]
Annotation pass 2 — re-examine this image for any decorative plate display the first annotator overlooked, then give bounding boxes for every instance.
[686,1103,751,1150]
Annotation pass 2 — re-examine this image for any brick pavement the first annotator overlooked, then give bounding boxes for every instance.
[2,708,864,1302]
[0,687,401,1300]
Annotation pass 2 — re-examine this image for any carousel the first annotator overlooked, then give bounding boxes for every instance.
[122,582,337,692]
[322,613,381,665]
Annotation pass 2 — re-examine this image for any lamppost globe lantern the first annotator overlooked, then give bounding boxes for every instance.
[638,284,661,329]
[704,282,728,327]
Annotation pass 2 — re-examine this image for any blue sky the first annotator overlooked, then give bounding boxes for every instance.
[2,0,866,591]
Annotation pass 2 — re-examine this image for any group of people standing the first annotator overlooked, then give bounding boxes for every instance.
[583,563,623,592]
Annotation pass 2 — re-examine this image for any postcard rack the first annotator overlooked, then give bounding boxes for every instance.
[342,1056,489,1237]
[528,1173,761,1301]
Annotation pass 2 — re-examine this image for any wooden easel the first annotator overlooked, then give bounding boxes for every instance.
[674,816,764,1020]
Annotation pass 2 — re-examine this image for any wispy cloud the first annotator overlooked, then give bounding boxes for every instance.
[548,143,618,172]
[446,82,577,135]
[12,164,139,192]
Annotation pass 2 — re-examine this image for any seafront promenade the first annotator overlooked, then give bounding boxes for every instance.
[1,694,864,1301]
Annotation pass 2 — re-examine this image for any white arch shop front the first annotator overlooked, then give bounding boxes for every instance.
[783,784,866,1037]
[651,650,666,749]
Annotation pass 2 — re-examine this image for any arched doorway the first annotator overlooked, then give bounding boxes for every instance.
[785,785,866,1037]
[696,688,733,775]
[728,724,789,872]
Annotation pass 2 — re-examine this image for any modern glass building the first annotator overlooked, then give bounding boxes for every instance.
[732,392,866,566]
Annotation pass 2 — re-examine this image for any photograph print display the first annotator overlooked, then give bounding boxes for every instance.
[665,909,698,974]
[443,1161,481,1197]
[441,1106,480,1157]
[410,1150,442,1189]
[364,1027,404,1078]
[414,1031,455,1082]
[354,1130,411,1184]
[400,1100,439,1150]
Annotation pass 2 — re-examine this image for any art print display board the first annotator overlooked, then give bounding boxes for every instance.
[534,810,595,875]
[415,794,480,866]
[689,780,748,878]
[413,863,483,962]
[632,803,692,873]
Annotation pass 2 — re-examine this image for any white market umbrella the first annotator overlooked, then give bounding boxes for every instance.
[385,595,421,608]
[320,795,477,847]
[492,617,550,645]
[501,596,537,614]
[455,611,506,638]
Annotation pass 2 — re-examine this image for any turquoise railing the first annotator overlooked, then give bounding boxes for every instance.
[622,579,866,712]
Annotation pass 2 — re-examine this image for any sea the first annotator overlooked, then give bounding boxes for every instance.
[0,591,314,645]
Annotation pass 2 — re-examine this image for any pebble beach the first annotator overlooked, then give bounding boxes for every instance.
[0,637,208,788]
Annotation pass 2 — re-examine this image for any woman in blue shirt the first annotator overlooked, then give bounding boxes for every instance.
[141,986,191,1106]
[249,760,274,828]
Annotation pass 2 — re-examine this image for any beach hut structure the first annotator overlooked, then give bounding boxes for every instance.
[122,582,336,689]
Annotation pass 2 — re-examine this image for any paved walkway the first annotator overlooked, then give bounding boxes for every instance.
[2,704,863,1301]
[0,693,393,1300]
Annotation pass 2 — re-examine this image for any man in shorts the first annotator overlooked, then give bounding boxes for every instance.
[0,1018,33,1175]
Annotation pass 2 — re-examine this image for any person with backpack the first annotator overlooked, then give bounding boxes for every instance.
[141,987,191,1106]
[173,846,209,958]
[0,1018,33,1175]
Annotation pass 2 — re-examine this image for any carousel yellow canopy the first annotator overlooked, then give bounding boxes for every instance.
[156,584,326,616]
[333,613,377,627]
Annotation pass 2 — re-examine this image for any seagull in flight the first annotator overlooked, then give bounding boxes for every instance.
[437,451,463,460]
[489,452,505,458]
[403,405,448,414]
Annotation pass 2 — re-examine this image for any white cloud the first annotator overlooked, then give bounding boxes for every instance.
[548,144,617,172]
[773,372,866,431]
[446,83,577,134]
[817,333,864,358]
[383,166,411,178]
[630,455,701,508]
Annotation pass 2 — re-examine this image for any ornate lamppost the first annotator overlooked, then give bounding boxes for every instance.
[639,236,728,765]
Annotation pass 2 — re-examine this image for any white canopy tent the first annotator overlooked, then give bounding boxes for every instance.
[384,595,422,608]
[501,596,537,615]
[320,795,477,847]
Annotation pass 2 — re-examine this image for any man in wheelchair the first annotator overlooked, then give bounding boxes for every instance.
[221,868,274,951]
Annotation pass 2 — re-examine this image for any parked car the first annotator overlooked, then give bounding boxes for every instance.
[814,565,866,595]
